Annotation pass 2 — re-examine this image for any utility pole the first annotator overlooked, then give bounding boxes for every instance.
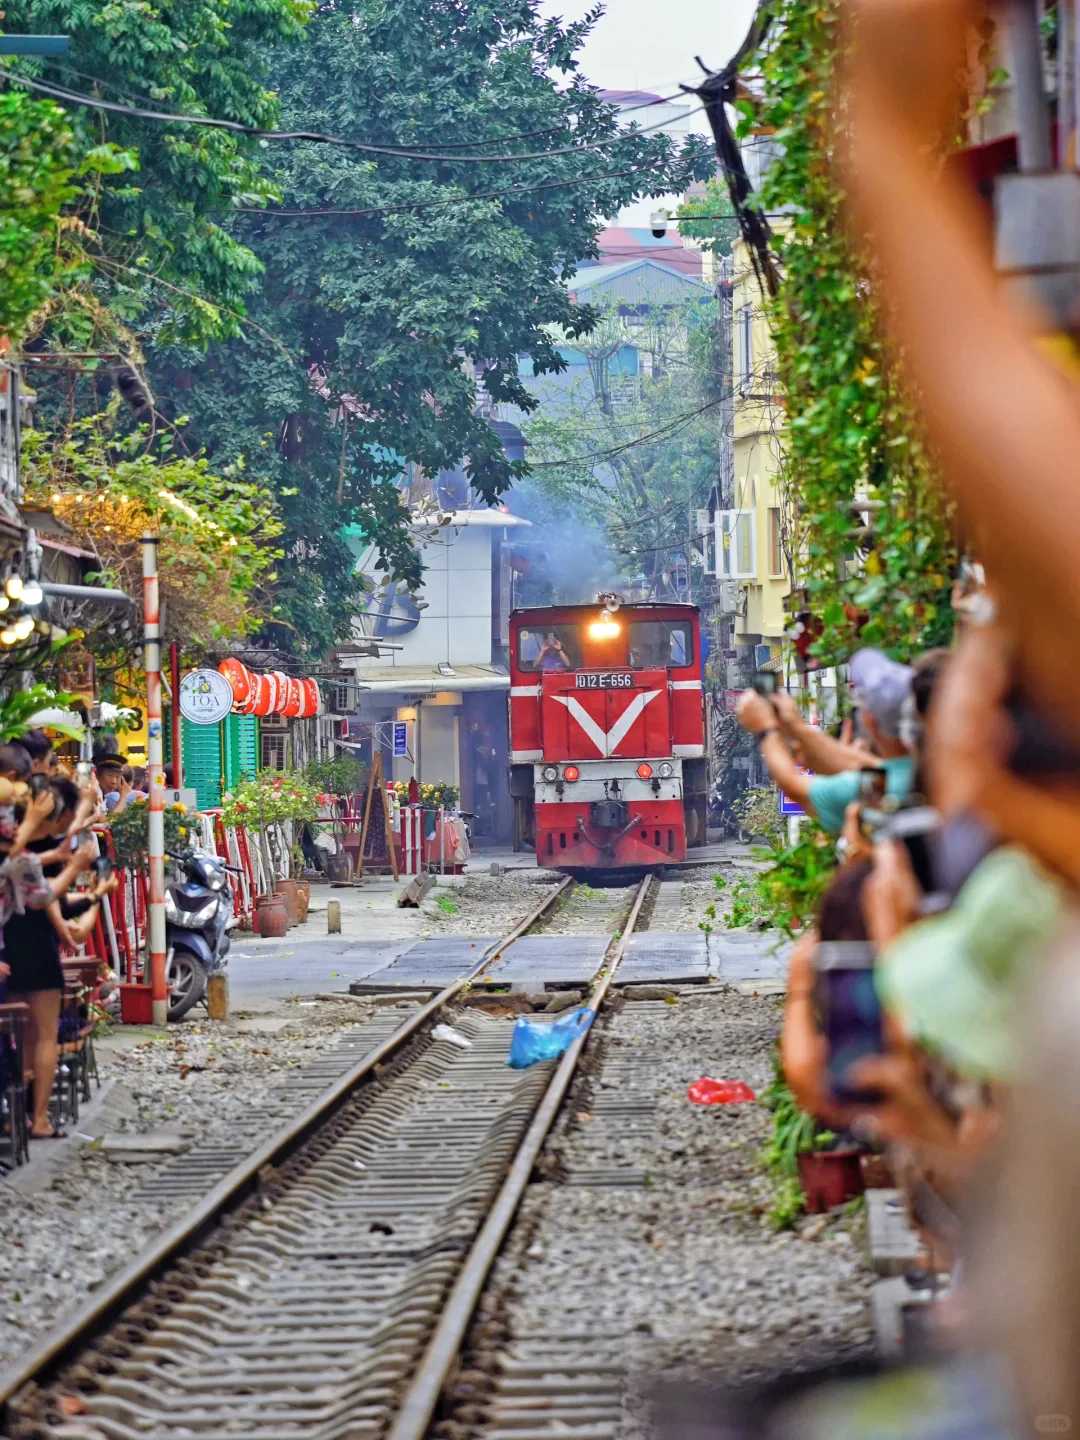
[142,536,167,1027]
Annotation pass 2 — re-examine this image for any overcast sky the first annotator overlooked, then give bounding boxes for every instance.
[540,0,760,130]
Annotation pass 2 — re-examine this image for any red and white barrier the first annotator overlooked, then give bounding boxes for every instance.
[399,804,424,875]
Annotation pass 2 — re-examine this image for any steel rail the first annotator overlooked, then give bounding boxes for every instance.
[0,872,574,1418]
[387,872,656,1440]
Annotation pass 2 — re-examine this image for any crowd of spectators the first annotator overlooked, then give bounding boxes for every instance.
[696,1,1080,1430]
[0,735,129,1140]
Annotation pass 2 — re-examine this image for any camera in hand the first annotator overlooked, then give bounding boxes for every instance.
[880,801,941,895]
[751,670,779,698]
[813,941,884,1105]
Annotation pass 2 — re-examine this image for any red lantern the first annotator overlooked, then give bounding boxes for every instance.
[282,677,303,718]
[301,678,322,717]
[249,673,274,717]
[218,658,253,707]
[269,671,290,715]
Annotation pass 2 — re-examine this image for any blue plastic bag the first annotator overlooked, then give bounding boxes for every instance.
[507,1006,595,1068]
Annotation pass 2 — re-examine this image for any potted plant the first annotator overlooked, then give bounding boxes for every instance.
[306,755,366,880]
[108,792,197,871]
[760,1059,863,1225]
[221,771,320,925]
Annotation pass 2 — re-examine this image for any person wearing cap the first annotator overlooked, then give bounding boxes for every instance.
[736,647,918,834]
[95,752,133,815]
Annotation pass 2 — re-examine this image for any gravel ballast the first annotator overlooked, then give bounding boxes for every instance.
[0,999,380,1370]
[449,984,873,1436]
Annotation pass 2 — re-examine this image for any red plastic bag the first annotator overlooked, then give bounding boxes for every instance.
[687,1077,756,1105]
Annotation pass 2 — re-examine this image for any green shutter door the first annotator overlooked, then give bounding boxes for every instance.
[223,713,260,790]
[181,717,224,809]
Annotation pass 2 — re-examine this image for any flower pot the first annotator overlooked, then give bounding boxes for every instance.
[326,851,351,883]
[254,893,289,939]
[274,878,300,927]
[797,1148,864,1214]
[296,880,311,923]
[118,982,154,1025]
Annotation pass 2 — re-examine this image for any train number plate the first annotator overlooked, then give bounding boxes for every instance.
[575,671,633,690]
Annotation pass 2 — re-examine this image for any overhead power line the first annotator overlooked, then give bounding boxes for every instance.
[50,61,700,154]
[526,394,724,469]
[237,165,677,220]
[0,67,706,165]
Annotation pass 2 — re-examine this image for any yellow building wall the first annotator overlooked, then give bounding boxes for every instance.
[730,238,789,652]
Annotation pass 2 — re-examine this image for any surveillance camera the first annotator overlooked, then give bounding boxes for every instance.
[650,208,668,239]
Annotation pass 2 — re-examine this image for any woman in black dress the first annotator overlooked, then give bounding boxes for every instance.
[5,778,98,1139]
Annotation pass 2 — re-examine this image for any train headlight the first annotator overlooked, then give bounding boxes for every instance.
[658,761,674,779]
[563,765,580,783]
[542,765,559,783]
[636,762,653,780]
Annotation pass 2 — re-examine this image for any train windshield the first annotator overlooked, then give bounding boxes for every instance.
[628,620,692,668]
[517,625,580,673]
[517,618,693,672]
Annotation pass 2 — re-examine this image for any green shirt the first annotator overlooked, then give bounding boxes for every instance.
[807,756,915,834]
[876,846,1064,1082]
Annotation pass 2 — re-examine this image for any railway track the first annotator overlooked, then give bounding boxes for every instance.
[2,873,656,1440]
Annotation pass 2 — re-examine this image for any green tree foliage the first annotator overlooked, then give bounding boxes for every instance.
[21,415,282,660]
[3,0,311,347]
[520,294,719,601]
[749,0,957,664]
[0,90,78,339]
[677,176,739,258]
[0,88,136,342]
[143,0,713,658]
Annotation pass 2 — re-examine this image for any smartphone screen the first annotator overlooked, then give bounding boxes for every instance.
[752,670,778,697]
[882,805,941,893]
[814,942,884,1106]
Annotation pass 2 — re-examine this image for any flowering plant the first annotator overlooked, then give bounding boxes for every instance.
[220,770,321,832]
[392,780,459,810]
[108,797,196,870]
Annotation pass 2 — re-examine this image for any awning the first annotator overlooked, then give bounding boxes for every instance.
[344,662,510,695]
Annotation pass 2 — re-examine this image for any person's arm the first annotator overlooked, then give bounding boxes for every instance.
[46,845,96,905]
[843,0,1080,726]
[772,691,872,775]
[736,691,816,808]
[8,789,59,859]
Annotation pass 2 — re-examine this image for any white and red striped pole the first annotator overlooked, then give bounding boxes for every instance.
[142,535,168,1026]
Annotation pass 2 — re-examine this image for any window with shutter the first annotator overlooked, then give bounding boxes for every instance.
[181,718,224,809]
[715,509,756,580]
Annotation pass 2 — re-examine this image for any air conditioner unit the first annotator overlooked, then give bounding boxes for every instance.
[715,580,741,615]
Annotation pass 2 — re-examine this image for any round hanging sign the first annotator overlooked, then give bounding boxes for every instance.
[179,668,234,725]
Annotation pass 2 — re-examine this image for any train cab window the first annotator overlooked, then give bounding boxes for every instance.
[518,625,579,673]
[628,620,692,669]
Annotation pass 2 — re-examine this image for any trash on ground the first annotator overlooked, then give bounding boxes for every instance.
[507,1006,594,1068]
[432,1023,472,1049]
[687,1077,757,1106]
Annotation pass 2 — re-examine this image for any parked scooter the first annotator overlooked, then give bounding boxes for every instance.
[165,849,238,1020]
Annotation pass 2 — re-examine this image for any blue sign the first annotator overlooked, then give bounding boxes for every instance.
[779,771,809,817]
[392,721,409,757]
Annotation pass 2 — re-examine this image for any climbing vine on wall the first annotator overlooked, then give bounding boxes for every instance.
[746,0,958,665]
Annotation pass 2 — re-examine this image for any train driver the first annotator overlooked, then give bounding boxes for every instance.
[538,632,571,672]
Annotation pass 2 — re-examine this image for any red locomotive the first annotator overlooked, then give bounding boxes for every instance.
[508,597,709,871]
